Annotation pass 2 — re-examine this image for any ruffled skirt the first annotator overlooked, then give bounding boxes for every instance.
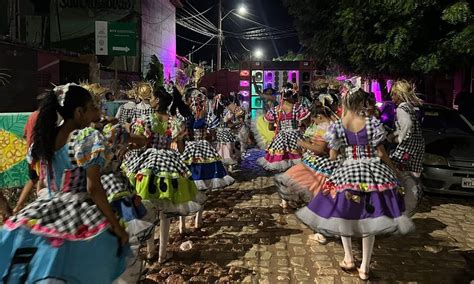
[251,115,275,149]
[257,129,303,172]
[296,158,415,237]
[122,148,205,216]
[4,192,110,242]
[182,140,235,190]
[274,164,327,204]
[101,173,154,239]
[0,227,128,283]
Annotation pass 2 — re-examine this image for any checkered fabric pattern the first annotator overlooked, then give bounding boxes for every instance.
[325,119,398,188]
[267,130,302,152]
[117,104,136,124]
[8,193,107,237]
[117,103,154,124]
[149,134,172,149]
[42,130,88,193]
[390,104,425,173]
[8,129,110,239]
[216,128,236,143]
[181,140,221,164]
[140,148,191,176]
[207,112,220,130]
[302,152,341,175]
[121,150,145,173]
[327,158,397,186]
[101,172,134,198]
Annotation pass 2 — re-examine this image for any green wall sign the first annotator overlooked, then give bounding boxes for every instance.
[95,21,138,56]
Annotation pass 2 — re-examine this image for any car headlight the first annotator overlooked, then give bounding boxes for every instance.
[423,153,448,166]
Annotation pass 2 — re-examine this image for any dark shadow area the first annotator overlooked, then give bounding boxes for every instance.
[345,218,473,283]
[416,193,474,214]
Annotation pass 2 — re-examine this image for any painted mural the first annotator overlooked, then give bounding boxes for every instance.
[0,113,30,189]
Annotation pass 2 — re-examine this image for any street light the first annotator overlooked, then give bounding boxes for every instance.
[254,49,264,59]
[237,5,247,15]
[221,5,247,22]
[217,2,247,70]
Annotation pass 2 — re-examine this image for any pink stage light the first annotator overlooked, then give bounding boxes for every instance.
[371,81,382,103]
[386,80,393,94]
[240,80,250,87]
[240,90,250,97]
[240,70,250,77]
[288,71,299,83]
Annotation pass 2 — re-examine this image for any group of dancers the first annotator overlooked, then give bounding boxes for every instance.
[0,76,424,282]
[0,81,247,283]
[253,78,424,280]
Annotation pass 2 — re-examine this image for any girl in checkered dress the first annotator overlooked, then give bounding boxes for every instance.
[181,88,235,191]
[275,102,340,212]
[296,89,415,281]
[214,95,239,167]
[257,87,311,172]
[115,82,154,125]
[121,86,206,262]
[388,80,425,174]
[388,80,425,216]
[0,85,129,283]
[215,95,248,168]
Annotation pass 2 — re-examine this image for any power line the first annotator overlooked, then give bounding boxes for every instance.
[184,0,217,29]
[185,36,216,57]
[177,6,213,21]
[177,34,216,45]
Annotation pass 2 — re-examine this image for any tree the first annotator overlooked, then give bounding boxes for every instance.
[273,50,307,61]
[145,55,164,89]
[283,0,473,79]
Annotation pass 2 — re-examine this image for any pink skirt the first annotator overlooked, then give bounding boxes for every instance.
[275,163,327,204]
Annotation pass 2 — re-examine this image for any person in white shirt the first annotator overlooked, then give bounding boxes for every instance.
[388,80,425,177]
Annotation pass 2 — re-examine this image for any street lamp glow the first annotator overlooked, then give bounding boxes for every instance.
[237,5,247,15]
[254,49,264,59]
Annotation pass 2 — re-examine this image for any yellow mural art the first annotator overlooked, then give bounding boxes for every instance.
[0,129,28,172]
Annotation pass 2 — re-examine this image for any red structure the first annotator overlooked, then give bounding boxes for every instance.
[199,69,240,97]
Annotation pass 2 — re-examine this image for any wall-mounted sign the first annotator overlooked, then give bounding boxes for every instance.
[95,21,137,56]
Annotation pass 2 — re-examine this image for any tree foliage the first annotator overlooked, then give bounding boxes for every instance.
[273,50,307,61]
[145,55,164,89]
[283,0,473,77]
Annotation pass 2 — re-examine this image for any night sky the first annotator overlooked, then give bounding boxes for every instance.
[176,0,301,65]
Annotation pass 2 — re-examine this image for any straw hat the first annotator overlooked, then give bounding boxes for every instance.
[80,82,109,98]
[134,81,154,101]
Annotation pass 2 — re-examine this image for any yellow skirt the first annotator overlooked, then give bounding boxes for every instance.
[251,115,275,149]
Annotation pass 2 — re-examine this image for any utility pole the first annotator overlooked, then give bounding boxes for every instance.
[217,0,222,70]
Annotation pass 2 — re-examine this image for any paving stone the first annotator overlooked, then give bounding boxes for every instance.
[290,257,306,267]
[260,251,272,261]
[277,258,288,266]
[293,246,307,256]
[136,155,474,283]
[276,251,289,257]
[315,276,336,284]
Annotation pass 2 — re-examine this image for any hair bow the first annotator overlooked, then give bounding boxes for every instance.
[52,83,77,107]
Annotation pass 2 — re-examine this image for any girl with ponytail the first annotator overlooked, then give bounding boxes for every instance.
[0,84,130,283]
[256,85,310,172]
[296,88,414,281]
[121,85,206,263]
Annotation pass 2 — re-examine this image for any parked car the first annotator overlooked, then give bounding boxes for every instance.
[378,102,474,196]
[419,104,474,196]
